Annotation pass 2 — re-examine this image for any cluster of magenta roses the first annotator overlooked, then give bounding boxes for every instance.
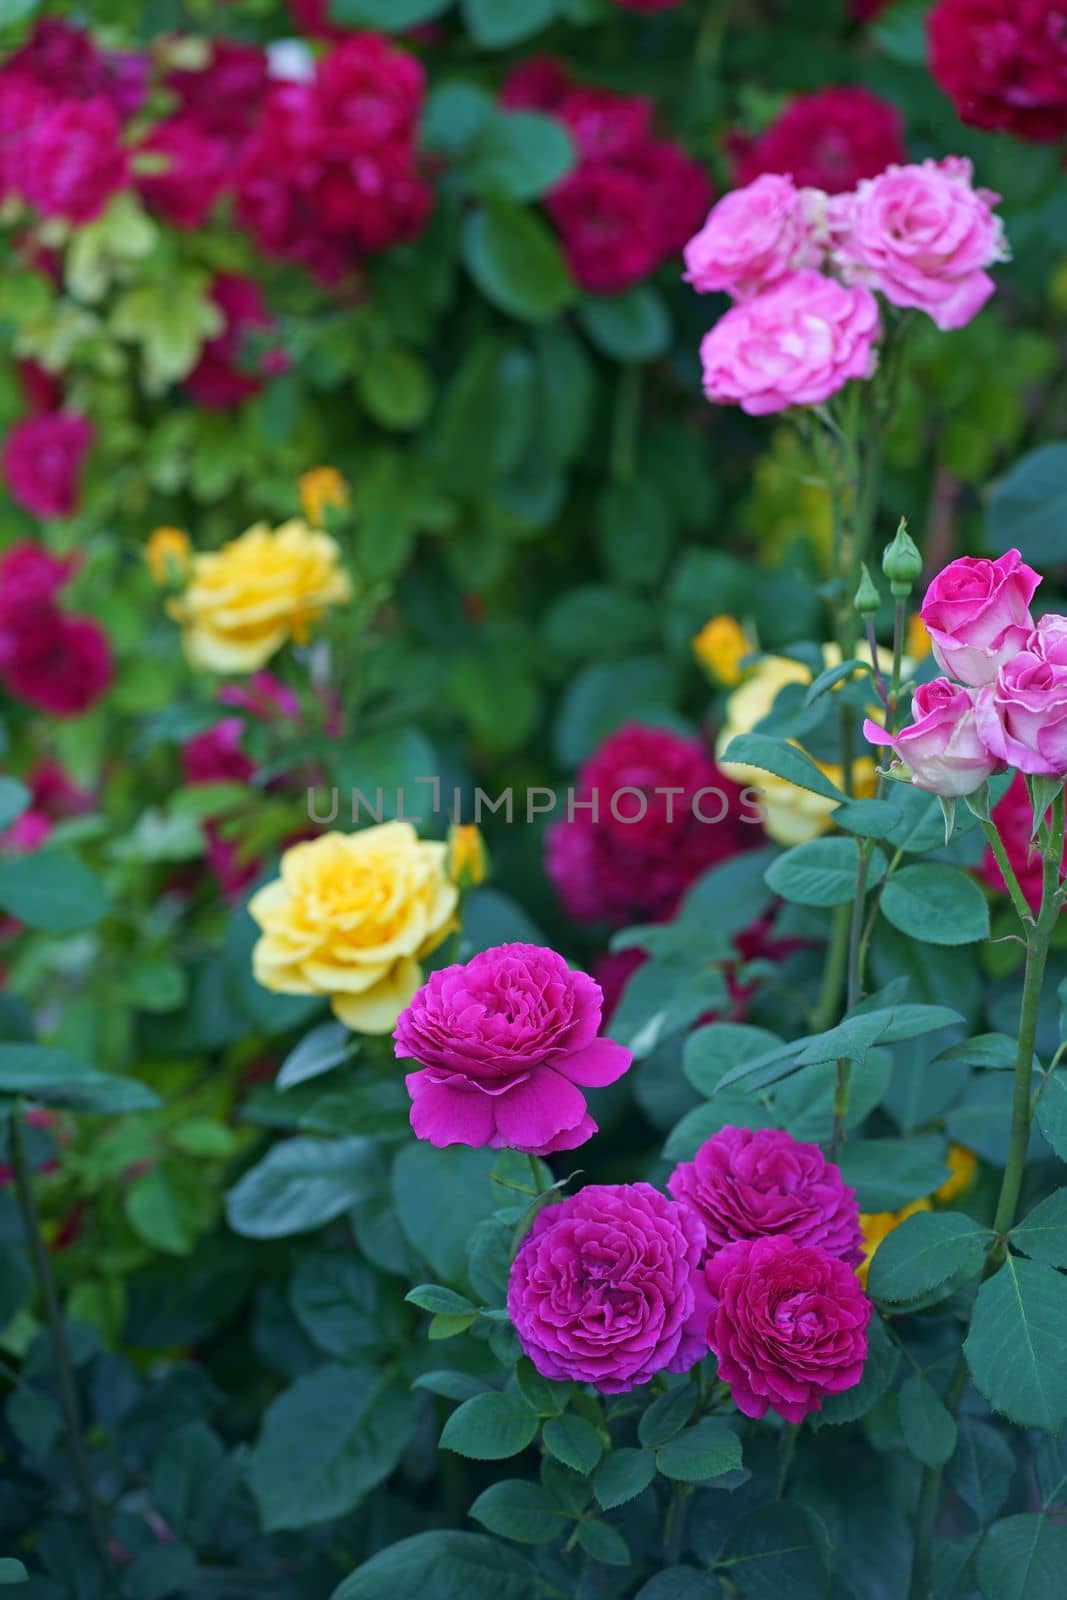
[393,942,870,1420]
[866,550,1067,798]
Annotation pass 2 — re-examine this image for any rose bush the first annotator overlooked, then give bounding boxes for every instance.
[1,4,1067,1600]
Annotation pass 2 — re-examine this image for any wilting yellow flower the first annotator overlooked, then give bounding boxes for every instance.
[716,647,890,846]
[249,823,458,1034]
[906,614,933,661]
[299,466,349,528]
[447,823,489,890]
[145,526,190,584]
[693,615,754,687]
[857,1198,932,1288]
[168,520,352,673]
[933,1144,978,1206]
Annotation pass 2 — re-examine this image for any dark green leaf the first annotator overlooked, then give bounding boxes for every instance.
[469,1479,569,1544]
[462,202,575,321]
[0,779,29,833]
[441,1392,539,1460]
[720,1503,828,1600]
[868,1212,992,1310]
[765,836,877,908]
[0,1045,160,1114]
[948,1418,1017,1525]
[656,1420,742,1484]
[720,734,846,802]
[0,849,107,932]
[330,1532,539,1600]
[579,286,672,362]
[225,1136,382,1239]
[986,443,1067,566]
[836,1137,951,1213]
[881,865,990,946]
[899,1374,957,1468]
[977,1514,1067,1600]
[638,1384,695,1448]
[593,1447,657,1510]
[965,1255,1067,1430]
[542,1413,602,1475]
[1011,1189,1067,1267]
[577,1519,630,1566]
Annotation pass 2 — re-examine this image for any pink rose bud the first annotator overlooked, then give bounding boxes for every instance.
[920,550,1041,687]
[863,678,1000,797]
[830,156,1008,331]
[699,268,880,416]
[684,173,826,301]
[975,615,1067,778]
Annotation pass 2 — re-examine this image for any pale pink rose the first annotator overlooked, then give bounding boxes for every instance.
[699,268,879,416]
[684,174,826,301]
[975,615,1067,777]
[920,550,1041,687]
[863,678,999,797]
[831,157,1007,331]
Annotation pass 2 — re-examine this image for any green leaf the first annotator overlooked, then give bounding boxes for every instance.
[881,864,991,946]
[460,0,558,48]
[868,1211,992,1310]
[656,1420,742,1484]
[683,1023,783,1097]
[765,836,879,908]
[406,1285,479,1317]
[898,1374,957,1468]
[125,1163,207,1256]
[0,849,108,932]
[836,1137,951,1213]
[225,1136,382,1239]
[358,347,433,431]
[577,1519,630,1566]
[720,734,846,802]
[277,1021,357,1090]
[461,110,576,201]
[542,1413,603,1475]
[152,1423,237,1546]
[1011,1189,1067,1267]
[441,1392,539,1460]
[392,1143,502,1285]
[803,658,871,705]
[1036,1073,1067,1160]
[248,1364,419,1531]
[330,1533,539,1600]
[292,1253,404,1358]
[635,1572,721,1599]
[986,443,1067,567]
[593,1447,657,1510]
[830,798,902,838]
[0,1560,28,1584]
[935,1034,1020,1071]
[977,1514,1067,1600]
[0,779,29,833]
[469,1479,569,1544]
[429,1311,479,1341]
[124,1544,197,1600]
[0,1045,160,1114]
[720,1503,828,1600]
[965,1255,1067,1430]
[330,0,452,27]
[948,1418,1017,1524]
[638,1383,695,1448]
[462,202,575,321]
[579,286,672,362]
[514,1360,569,1417]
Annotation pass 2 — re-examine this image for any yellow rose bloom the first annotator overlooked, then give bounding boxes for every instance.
[906,614,933,661]
[933,1143,978,1206]
[299,466,350,527]
[446,823,489,890]
[716,647,888,846]
[249,822,458,1035]
[857,1198,932,1288]
[693,614,754,687]
[168,519,352,674]
[146,526,190,584]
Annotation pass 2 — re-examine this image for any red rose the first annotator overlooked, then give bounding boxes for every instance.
[730,86,907,195]
[180,719,256,787]
[500,57,573,114]
[167,40,270,142]
[548,164,661,293]
[316,32,426,144]
[2,413,94,519]
[136,115,231,229]
[1,611,112,719]
[927,0,1067,143]
[557,85,652,163]
[622,137,714,253]
[16,97,129,223]
[183,275,282,411]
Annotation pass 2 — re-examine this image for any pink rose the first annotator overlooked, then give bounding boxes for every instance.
[831,157,1007,331]
[668,1126,863,1266]
[975,615,1067,777]
[920,550,1041,686]
[684,174,825,300]
[705,1235,871,1422]
[507,1183,710,1392]
[863,678,1000,797]
[1,412,94,519]
[699,269,879,416]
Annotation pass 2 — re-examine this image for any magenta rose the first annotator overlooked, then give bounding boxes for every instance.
[927,0,1067,145]
[180,719,256,787]
[16,96,129,223]
[0,611,112,718]
[920,550,1041,686]
[975,615,1067,778]
[2,412,94,520]
[684,174,825,301]
[507,1182,710,1392]
[395,942,631,1156]
[699,269,879,416]
[863,678,999,797]
[136,115,231,230]
[831,157,1007,331]
[705,1235,871,1422]
[730,86,906,197]
[668,1126,863,1267]
[979,770,1067,912]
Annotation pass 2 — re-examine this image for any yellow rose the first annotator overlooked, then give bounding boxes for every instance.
[693,614,754,687]
[857,1198,932,1288]
[446,823,489,890]
[168,519,352,674]
[145,526,190,584]
[906,613,933,661]
[933,1143,978,1206]
[299,466,349,527]
[249,822,458,1034]
[716,647,887,846]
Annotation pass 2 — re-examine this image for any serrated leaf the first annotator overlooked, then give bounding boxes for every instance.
[1011,1189,1067,1267]
[277,1021,357,1089]
[593,1447,657,1510]
[577,1519,630,1566]
[868,1211,992,1309]
[469,1479,570,1543]
[329,1531,539,1600]
[542,1413,602,1475]
[638,1383,695,1448]
[977,1514,1067,1600]
[881,864,990,946]
[965,1255,1067,1430]
[899,1374,957,1468]
[441,1392,539,1460]
[765,836,880,909]
[720,733,846,802]
[656,1420,742,1484]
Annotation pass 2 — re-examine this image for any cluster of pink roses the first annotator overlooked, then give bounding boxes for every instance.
[501,59,711,295]
[0,543,112,718]
[687,157,1007,415]
[865,551,1067,799]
